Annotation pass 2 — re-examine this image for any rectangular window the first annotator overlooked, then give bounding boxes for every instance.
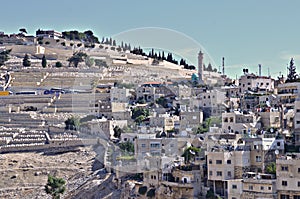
[209,171,212,176]
[298,181,300,187]
[227,160,231,164]
[216,171,222,176]
[209,159,212,164]
[141,144,146,148]
[150,143,160,148]
[256,156,261,162]
[280,195,289,199]
[298,168,300,173]
[277,142,281,146]
[227,171,232,177]
[282,181,288,186]
[261,186,264,190]
[249,185,253,190]
[216,160,222,164]
[232,184,237,189]
[281,166,288,171]
[293,196,300,199]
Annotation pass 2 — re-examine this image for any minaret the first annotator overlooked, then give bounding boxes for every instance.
[198,50,204,84]
[222,57,225,76]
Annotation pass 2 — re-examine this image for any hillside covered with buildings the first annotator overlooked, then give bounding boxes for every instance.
[0,28,300,199]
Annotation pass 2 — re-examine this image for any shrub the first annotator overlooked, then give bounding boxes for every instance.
[146,189,155,198]
[138,186,147,195]
[45,41,50,45]
[61,42,66,46]
[55,61,62,68]
[77,43,82,47]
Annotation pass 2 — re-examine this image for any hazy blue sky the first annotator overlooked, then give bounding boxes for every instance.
[1,0,300,77]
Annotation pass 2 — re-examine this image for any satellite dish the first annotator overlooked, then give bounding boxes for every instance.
[189,150,196,155]
[275,150,279,155]
[211,136,217,141]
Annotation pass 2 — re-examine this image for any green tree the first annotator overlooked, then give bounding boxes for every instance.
[45,175,66,199]
[85,56,94,67]
[23,54,31,67]
[286,58,298,82]
[207,63,213,72]
[19,28,27,34]
[68,51,87,67]
[266,162,276,175]
[119,141,134,153]
[155,97,168,108]
[113,126,124,139]
[182,146,200,163]
[55,61,62,68]
[65,116,80,130]
[0,49,11,67]
[131,107,149,124]
[42,55,47,68]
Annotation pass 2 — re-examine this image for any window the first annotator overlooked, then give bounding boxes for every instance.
[282,181,288,186]
[209,159,212,164]
[227,160,231,164]
[298,168,300,173]
[298,181,300,187]
[216,160,222,164]
[249,185,253,190]
[151,151,160,156]
[141,144,146,148]
[293,196,300,199]
[268,186,271,190]
[230,117,234,122]
[281,166,288,171]
[297,121,300,124]
[280,195,289,199]
[277,142,281,146]
[256,156,261,162]
[150,143,160,148]
[232,184,237,189]
[227,171,232,177]
[260,186,264,190]
[209,171,212,176]
[217,171,222,176]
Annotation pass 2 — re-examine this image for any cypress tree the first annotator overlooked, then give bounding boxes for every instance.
[23,54,31,67]
[42,55,47,68]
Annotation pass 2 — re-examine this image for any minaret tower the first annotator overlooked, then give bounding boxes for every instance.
[222,57,225,76]
[198,50,204,84]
